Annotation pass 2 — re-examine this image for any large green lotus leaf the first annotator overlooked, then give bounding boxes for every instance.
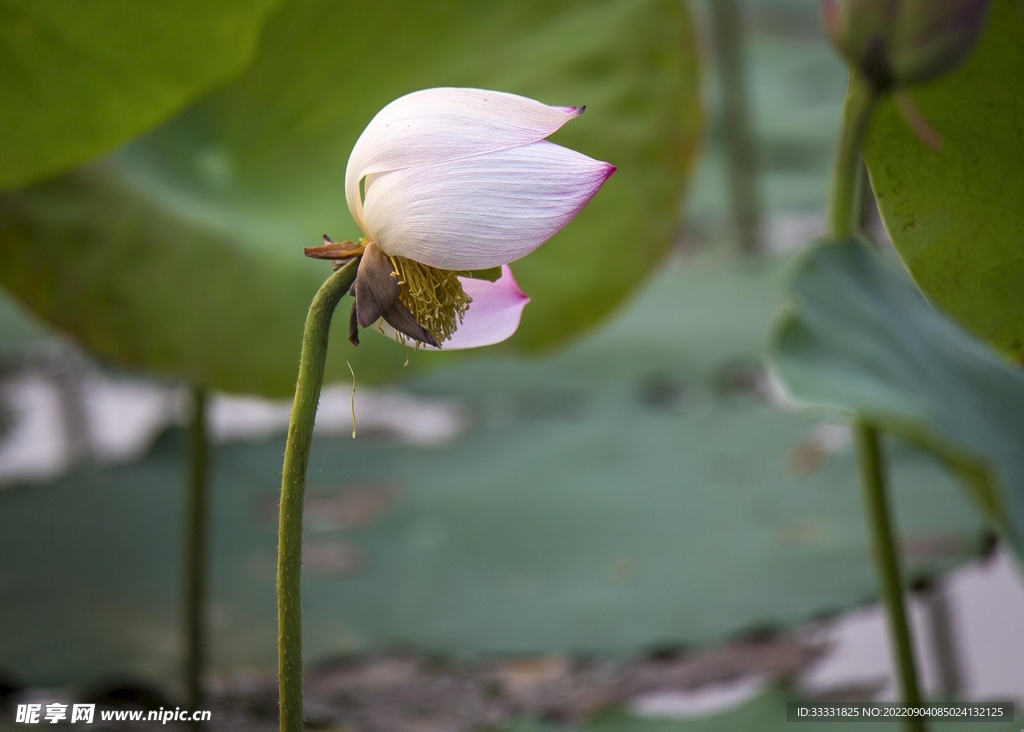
[768,237,1024,551]
[862,0,1024,360]
[0,0,281,188]
[0,253,988,684]
[0,0,701,397]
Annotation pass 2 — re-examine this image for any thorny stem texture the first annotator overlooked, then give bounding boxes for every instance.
[278,259,358,732]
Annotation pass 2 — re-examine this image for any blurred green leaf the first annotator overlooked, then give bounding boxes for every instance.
[768,237,1024,551]
[0,0,280,188]
[0,253,988,684]
[862,0,1024,360]
[0,0,702,396]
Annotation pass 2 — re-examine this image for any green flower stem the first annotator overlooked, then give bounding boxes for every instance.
[856,423,925,731]
[278,259,358,732]
[184,385,209,725]
[830,73,877,238]
[833,72,925,730]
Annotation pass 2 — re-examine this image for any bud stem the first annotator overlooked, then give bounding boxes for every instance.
[829,73,878,238]
[856,423,926,731]
[831,73,925,732]
[277,259,359,732]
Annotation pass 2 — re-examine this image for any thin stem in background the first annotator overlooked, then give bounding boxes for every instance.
[855,423,925,731]
[49,351,92,468]
[278,260,359,732]
[708,0,763,256]
[921,579,963,700]
[184,386,209,727]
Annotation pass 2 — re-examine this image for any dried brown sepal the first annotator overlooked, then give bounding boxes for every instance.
[305,236,365,260]
[354,242,401,328]
[382,299,439,348]
[391,256,471,344]
[348,303,360,347]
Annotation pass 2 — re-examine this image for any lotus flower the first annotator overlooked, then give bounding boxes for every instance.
[314,87,615,350]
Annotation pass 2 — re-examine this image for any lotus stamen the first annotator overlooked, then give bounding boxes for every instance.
[390,255,472,345]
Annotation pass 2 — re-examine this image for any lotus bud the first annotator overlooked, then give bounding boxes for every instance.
[822,0,991,89]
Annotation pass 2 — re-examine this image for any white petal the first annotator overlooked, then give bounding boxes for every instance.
[345,88,583,233]
[374,266,529,350]
[362,141,615,270]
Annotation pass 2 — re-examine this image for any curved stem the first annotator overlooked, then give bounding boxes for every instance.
[278,260,358,732]
[830,74,878,238]
[856,423,925,732]
[184,385,208,728]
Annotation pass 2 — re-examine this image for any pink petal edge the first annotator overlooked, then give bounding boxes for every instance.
[440,265,530,350]
[372,265,529,351]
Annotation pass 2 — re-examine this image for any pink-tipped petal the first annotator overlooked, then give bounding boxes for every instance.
[373,266,530,350]
[443,266,530,349]
[363,141,615,270]
[345,88,584,233]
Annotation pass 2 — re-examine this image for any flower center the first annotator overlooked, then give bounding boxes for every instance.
[389,256,471,344]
